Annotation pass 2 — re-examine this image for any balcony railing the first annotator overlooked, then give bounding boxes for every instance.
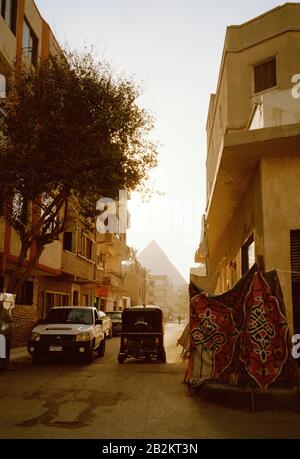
[103,271,123,288]
[62,251,95,281]
[98,233,130,258]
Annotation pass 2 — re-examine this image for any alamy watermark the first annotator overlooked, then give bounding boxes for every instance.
[96,190,201,240]
[292,334,300,360]
[292,74,300,99]
[96,190,128,234]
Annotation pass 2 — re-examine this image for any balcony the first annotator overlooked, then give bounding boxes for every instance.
[98,233,130,258]
[103,271,123,289]
[62,251,95,282]
[206,123,300,253]
[96,267,104,283]
[249,89,300,131]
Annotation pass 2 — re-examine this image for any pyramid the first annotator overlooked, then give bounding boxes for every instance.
[138,241,187,288]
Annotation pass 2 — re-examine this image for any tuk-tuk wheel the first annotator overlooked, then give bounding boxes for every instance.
[160,353,167,363]
[84,347,94,365]
[118,357,125,364]
[32,353,40,365]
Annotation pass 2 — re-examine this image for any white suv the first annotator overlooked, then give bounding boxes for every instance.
[28,306,106,364]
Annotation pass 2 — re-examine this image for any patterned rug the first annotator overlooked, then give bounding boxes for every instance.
[187,268,299,389]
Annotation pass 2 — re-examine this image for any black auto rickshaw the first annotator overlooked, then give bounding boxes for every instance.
[118,305,166,363]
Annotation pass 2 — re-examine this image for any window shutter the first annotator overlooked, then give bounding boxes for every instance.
[290,230,300,279]
[254,58,277,93]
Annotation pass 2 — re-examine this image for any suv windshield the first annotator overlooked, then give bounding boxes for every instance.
[44,308,93,325]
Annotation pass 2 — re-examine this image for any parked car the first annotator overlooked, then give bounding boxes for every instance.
[97,311,113,338]
[106,311,123,336]
[118,305,166,364]
[28,306,106,364]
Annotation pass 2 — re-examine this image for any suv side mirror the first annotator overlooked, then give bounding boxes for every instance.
[96,319,103,326]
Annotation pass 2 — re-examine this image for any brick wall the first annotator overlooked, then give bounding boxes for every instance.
[11,278,38,348]
[11,304,38,347]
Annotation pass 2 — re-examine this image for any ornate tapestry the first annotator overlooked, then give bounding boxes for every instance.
[187,269,299,389]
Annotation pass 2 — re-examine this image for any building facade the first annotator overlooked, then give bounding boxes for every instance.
[0,0,64,346]
[122,258,148,306]
[195,3,300,335]
[148,275,174,316]
[0,0,131,346]
[97,233,131,311]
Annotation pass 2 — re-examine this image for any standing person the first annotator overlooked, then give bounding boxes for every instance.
[178,315,181,326]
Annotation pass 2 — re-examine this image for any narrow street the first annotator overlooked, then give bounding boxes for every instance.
[0,323,300,440]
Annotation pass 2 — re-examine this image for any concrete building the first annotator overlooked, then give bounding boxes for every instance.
[0,0,64,346]
[0,1,131,346]
[97,233,130,311]
[122,258,149,306]
[148,275,174,316]
[195,3,300,335]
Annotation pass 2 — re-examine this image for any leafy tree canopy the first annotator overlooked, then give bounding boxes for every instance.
[0,51,158,293]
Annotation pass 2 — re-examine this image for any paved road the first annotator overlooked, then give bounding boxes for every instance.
[0,323,300,439]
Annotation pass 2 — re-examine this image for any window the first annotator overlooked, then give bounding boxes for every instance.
[55,293,69,307]
[0,74,6,98]
[45,292,55,314]
[290,230,300,334]
[16,281,34,305]
[99,298,106,311]
[97,253,106,267]
[73,290,79,306]
[254,58,277,93]
[63,232,73,252]
[94,310,98,324]
[22,19,38,66]
[82,294,89,306]
[87,239,93,260]
[241,235,255,275]
[44,292,69,312]
[78,233,95,261]
[0,0,17,34]
[290,230,300,277]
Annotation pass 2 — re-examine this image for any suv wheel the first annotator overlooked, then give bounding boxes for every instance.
[84,346,94,365]
[98,338,106,357]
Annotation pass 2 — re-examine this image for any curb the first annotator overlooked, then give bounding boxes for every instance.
[193,381,300,412]
[10,347,29,361]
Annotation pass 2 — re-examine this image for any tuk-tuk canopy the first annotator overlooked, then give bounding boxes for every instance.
[122,306,164,333]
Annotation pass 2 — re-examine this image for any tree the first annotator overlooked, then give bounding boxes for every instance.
[0,52,157,294]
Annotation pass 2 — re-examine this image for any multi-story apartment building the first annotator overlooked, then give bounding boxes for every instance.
[148,275,174,315]
[0,0,131,346]
[0,0,64,346]
[195,3,300,335]
[122,258,148,306]
[97,233,131,311]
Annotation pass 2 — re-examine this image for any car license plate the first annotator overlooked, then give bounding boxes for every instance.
[49,345,63,352]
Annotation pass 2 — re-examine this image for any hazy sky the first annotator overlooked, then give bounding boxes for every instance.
[35,0,283,281]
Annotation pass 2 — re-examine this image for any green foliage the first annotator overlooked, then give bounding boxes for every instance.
[0,50,158,292]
